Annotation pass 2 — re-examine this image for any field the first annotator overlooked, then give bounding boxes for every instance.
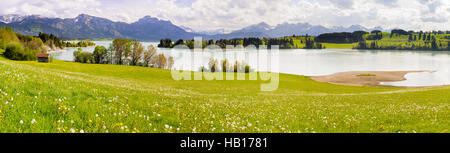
[0,56,449,133]
[322,43,358,49]
[285,33,450,49]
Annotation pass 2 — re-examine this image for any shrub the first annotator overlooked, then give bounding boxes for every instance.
[3,42,39,61]
[76,52,94,63]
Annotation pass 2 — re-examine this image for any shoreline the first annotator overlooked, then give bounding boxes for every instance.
[310,70,437,87]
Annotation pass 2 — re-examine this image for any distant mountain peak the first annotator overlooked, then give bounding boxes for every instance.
[232,22,274,34]
[75,14,93,19]
[0,14,26,23]
[253,22,273,30]
[74,14,97,22]
[0,13,196,40]
[137,15,160,22]
[255,22,270,26]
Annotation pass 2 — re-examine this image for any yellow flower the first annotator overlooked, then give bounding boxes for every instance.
[89,120,92,123]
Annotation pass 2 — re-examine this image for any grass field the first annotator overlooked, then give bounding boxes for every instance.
[285,33,450,49]
[322,43,358,49]
[0,56,449,133]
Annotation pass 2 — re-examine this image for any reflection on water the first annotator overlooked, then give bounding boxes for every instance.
[51,41,450,87]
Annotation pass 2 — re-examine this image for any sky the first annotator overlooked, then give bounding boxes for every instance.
[0,0,449,32]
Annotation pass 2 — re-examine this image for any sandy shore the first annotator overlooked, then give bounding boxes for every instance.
[310,71,434,87]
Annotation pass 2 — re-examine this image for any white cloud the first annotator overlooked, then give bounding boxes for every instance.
[0,0,449,31]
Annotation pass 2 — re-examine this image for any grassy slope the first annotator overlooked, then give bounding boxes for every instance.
[0,57,449,133]
[287,33,450,49]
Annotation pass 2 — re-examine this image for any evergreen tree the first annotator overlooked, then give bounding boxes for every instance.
[431,37,438,50]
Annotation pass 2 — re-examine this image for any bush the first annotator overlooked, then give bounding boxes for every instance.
[3,42,39,61]
[75,52,94,63]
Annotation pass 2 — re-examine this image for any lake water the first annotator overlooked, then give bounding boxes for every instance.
[51,41,450,87]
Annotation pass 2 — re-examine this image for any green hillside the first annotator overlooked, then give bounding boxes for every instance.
[0,57,448,133]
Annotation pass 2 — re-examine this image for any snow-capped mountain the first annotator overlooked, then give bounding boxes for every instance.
[0,13,388,40]
[0,14,26,23]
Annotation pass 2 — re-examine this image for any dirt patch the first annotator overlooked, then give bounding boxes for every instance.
[310,71,434,87]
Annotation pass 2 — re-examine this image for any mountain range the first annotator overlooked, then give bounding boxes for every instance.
[0,14,387,41]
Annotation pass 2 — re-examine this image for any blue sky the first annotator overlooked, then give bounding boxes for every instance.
[1,0,449,32]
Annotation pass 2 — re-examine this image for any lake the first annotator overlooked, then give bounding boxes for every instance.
[51,41,450,87]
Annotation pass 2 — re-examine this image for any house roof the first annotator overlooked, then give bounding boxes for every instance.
[36,53,49,58]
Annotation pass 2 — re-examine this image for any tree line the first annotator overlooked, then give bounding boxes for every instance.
[38,32,95,49]
[315,31,368,43]
[74,38,174,69]
[1,27,43,61]
[158,36,324,50]
[356,29,450,51]
[0,26,97,61]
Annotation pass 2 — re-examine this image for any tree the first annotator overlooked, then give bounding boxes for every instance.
[167,56,174,69]
[154,53,167,69]
[431,37,438,50]
[0,26,20,49]
[371,30,381,34]
[76,52,94,63]
[356,41,369,49]
[208,58,219,72]
[111,38,132,65]
[143,45,157,67]
[130,41,144,66]
[222,59,231,72]
[73,48,82,62]
[391,29,409,35]
[447,41,450,50]
[173,39,184,46]
[93,46,107,64]
[158,39,173,48]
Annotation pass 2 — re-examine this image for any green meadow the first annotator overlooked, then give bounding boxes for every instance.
[0,56,448,133]
[285,33,450,49]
